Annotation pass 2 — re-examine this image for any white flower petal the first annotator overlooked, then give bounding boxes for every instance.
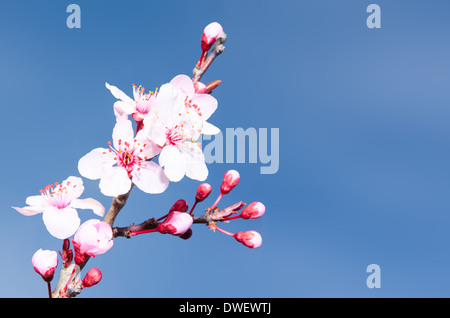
[158,145,187,182]
[112,117,135,149]
[42,206,81,240]
[191,94,218,120]
[70,198,105,217]
[202,121,221,135]
[170,74,195,97]
[61,176,85,201]
[78,148,115,180]
[131,161,169,194]
[99,166,132,197]
[12,206,43,216]
[156,83,185,129]
[114,100,136,117]
[25,195,48,209]
[105,82,134,104]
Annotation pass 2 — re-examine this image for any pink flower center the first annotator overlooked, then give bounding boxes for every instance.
[39,181,78,209]
[104,139,148,177]
[132,84,157,115]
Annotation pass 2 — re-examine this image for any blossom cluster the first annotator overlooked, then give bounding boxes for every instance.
[11,22,265,298]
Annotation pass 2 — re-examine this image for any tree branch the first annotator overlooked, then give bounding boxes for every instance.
[192,32,227,83]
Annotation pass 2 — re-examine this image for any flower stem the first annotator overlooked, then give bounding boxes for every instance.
[210,193,223,211]
[47,282,52,298]
[213,224,235,237]
[129,227,159,236]
[189,200,198,215]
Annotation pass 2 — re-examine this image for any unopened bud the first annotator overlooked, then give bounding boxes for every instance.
[234,231,262,249]
[194,82,207,94]
[32,249,58,283]
[170,199,188,213]
[241,202,265,220]
[201,22,223,51]
[220,170,240,194]
[196,183,212,202]
[82,268,102,288]
[59,239,73,267]
[158,212,193,236]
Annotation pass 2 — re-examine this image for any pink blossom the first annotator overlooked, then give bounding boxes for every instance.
[158,211,193,236]
[241,202,265,220]
[82,268,102,288]
[78,116,169,197]
[201,22,223,51]
[72,219,113,263]
[32,249,58,282]
[170,74,220,135]
[195,183,212,202]
[220,170,240,194]
[12,176,105,239]
[105,82,157,121]
[234,231,262,249]
[143,83,209,182]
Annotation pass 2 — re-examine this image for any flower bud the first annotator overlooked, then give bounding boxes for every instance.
[201,22,223,51]
[170,199,188,213]
[194,82,207,94]
[82,268,102,288]
[220,170,240,194]
[158,211,193,236]
[240,202,265,220]
[59,239,73,267]
[32,249,58,282]
[234,231,262,249]
[73,219,114,264]
[196,183,212,202]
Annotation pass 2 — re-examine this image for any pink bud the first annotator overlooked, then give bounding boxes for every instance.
[220,170,240,194]
[32,249,58,282]
[234,231,262,249]
[170,199,188,213]
[241,202,265,219]
[201,22,223,51]
[82,268,102,288]
[196,183,212,202]
[158,211,193,236]
[73,219,114,264]
[193,82,207,94]
[59,239,73,267]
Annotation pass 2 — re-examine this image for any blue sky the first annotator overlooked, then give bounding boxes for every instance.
[1,0,450,297]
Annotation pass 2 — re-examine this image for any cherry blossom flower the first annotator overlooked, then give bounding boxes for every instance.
[12,176,105,239]
[32,249,58,282]
[105,82,157,121]
[72,219,114,264]
[143,83,209,182]
[78,116,169,197]
[170,74,220,135]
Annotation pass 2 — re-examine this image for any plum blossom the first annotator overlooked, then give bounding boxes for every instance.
[105,82,157,121]
[78,116,169,197]
[12,176,105,239]
[32,249,58,282]
[72,219,114,265]
[170,74,220,135]
[143,82,209,182]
